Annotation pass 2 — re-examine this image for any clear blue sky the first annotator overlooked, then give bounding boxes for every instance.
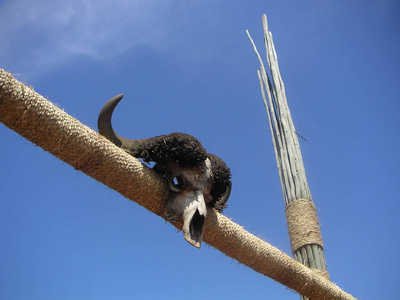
[1,1,399,299]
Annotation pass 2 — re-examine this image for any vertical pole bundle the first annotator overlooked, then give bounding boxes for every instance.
[247,15,328,299]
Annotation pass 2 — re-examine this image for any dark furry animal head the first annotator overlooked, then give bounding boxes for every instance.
[98,94,231,248]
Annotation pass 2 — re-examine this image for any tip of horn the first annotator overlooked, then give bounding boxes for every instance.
[98,94,125,147]
[111,94,124,103]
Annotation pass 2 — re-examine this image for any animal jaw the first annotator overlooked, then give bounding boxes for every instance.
[163,159,211,248]
[182,192,207,248]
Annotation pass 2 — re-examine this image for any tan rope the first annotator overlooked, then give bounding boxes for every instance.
[313,269,330,281]
[0,69,356,300]
[286,199,324,252]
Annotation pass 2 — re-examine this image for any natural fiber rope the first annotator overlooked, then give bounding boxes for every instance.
[0,71,168,217]
[313,269,330,281]
[286,199,324,252]
[0,69,356,300]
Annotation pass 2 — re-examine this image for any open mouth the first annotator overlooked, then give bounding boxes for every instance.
[182,196,207,248]
[185,209,205,248]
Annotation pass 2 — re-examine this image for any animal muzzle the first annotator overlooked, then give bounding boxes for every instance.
[182,192,207,248]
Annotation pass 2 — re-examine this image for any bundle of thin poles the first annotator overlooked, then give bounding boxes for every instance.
[247,15,328,300]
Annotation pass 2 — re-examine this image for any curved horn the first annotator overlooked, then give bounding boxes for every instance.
[206,154,232,212]
[99,95,209,165]
[218,179,232,209]
[98,94,148,155]
[98,94,124,147]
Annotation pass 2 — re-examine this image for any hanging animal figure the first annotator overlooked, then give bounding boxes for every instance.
[98,94,232,248]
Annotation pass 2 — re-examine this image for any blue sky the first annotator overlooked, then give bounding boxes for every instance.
[1,1,399,299]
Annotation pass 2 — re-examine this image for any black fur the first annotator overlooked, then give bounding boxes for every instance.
[98,95,231,212]
[133,132,208,167]
[135,132,231,212]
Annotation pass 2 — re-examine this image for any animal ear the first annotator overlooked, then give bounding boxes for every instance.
[207,154,232,212]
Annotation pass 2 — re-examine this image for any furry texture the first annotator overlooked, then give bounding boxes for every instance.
[132,132,231,212]
[132,132,208,167]
[207,153,232,212]
[97,95,231,213]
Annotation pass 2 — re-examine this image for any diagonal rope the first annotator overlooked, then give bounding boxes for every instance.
[0,68,356,300]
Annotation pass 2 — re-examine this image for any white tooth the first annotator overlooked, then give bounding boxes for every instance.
[196,193,207,217]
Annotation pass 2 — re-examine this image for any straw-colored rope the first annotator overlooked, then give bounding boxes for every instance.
[313,269,330,281]
[0,69,356,300]
[286,199,324,252]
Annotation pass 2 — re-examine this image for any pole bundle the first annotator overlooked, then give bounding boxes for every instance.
[247,15,329,299]
[0,68,355,299]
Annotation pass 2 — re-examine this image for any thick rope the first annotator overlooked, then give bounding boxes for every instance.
[0,69,356,300]
[286,199,324,252]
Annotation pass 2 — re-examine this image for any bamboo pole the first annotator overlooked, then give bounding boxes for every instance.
[247,14,329,300]
[0,68,356,300]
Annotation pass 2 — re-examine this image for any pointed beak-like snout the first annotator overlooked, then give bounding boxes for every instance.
[182,192,207,248]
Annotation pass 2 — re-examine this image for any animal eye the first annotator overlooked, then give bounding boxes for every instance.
[170,176,184,192]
